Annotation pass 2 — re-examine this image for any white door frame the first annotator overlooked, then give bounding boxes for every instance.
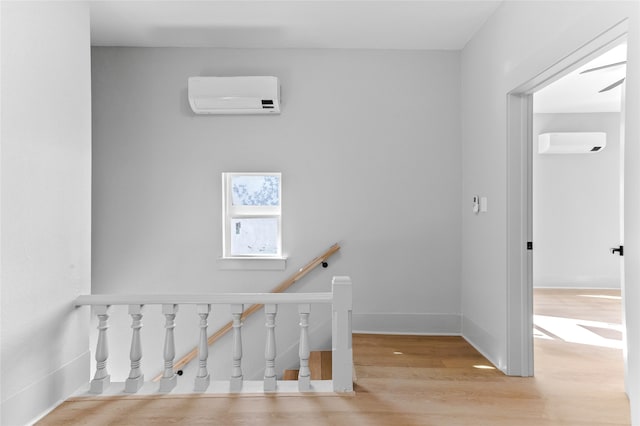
[505,19,629,377]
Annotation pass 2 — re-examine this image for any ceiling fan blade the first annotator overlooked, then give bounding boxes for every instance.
[580,60,627,74]
[599,77,626,93]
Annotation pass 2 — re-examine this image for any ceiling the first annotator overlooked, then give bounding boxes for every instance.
[534,42,627,114]
[89,1,625,114]
[89,1,503,50]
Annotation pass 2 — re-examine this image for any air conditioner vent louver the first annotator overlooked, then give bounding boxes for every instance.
[188,76,280,115]
[538,132,606,154]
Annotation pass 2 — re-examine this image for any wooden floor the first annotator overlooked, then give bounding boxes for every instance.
[39,289,629,425]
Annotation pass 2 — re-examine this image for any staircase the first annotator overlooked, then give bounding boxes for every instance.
[283,350,332,380]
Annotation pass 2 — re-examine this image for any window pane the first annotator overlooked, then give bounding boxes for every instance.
[231,175,280,206]
[230,218,279,255]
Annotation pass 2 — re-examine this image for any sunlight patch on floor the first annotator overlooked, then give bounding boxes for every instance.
[473,364,496,370]
[533,327,554,340]
[533,314,623,349]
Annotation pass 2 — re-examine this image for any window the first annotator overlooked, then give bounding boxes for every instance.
[222,172,282,258]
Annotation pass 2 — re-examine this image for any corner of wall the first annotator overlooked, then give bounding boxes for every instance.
[461,314,505,373]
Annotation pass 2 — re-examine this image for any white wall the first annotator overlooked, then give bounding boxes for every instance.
[91,47,462,378]
[461,1,639,422]
[0,2,92,425]
[533,112,621,289]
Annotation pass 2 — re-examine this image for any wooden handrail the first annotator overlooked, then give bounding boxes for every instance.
[152,243,341,381]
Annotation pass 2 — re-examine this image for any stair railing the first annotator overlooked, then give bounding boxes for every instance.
[74,276,353,395]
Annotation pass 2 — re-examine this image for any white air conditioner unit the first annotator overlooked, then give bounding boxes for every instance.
[538,132,606,154]
[188,76,280,115]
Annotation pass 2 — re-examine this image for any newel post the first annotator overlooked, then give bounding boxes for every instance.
[331,276,353,393]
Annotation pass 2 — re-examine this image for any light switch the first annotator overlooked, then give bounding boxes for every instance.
[473,196,480,214]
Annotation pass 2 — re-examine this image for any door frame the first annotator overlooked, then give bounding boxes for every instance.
[505,19,629,377]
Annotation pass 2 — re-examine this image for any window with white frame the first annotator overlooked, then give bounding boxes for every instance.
[222,172,282,258]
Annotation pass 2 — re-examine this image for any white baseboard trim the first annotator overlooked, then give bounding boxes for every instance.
[2,350,90,426]
[461,315,504,373]
[533,279,620,289]
[354,330,461,336]
[534,284,621,290]
[352,313,461,335]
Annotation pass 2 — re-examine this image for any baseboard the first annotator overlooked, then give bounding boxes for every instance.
[533,279,620,289]
[1,350,90,426]
[534,284,621,290]
[461,315,504,373]
[352,313,461,335]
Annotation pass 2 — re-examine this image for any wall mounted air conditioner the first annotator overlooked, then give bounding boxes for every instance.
[188,76,280,115]
[538,132,606,154]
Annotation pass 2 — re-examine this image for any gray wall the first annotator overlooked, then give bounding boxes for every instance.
[91,47,462,377]
[533,112,621,289]
[1,3,92,425]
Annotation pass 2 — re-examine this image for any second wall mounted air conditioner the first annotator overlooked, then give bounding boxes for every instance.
[188,76,281,115]
[538,132,606,154]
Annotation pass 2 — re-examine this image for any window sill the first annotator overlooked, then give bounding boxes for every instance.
[217,257,287,271]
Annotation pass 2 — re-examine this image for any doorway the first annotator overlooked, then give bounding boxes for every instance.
[531,42,626,373]
[505,20,629,379]
[530,43,627,397]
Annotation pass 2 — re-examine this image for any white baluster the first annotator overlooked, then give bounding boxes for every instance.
[298,304,311,391]
[125,304,145,393]
[194,304,211,392]
[90,305,111,394]
[332,276,353,393]
[230,304,244,392]
[159,304,179,392]
[264,304,278,392]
